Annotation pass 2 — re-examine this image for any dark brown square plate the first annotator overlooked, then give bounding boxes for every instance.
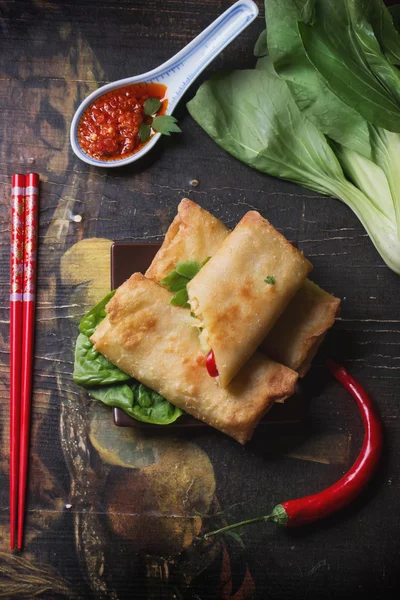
[111,242,305,428]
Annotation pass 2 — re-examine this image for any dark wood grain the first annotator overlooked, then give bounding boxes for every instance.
[0,1,400,599]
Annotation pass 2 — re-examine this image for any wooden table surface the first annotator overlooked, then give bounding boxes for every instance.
[1,1,400,598]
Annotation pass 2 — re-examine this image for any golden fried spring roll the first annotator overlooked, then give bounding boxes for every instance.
[186,211,313,387]
[260,280,341,376]
[145,199,229,281]
[147,200,340,377]
[91,273,298,444]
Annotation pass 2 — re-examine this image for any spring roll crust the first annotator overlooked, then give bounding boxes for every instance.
[187,211,313,387]
[91,273,298,444]
[260,279,341,375]
[145,198,229,282]
[145,200,339,375]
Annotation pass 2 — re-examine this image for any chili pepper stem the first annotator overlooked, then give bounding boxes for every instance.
[204,504,288,538]
[204,516,269,539]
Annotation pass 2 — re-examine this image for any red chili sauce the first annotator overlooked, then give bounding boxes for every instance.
[78,83,168,161]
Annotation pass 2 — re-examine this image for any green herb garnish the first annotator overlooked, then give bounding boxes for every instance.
[152,115,182,135]
[144,97,162,116]
[170,288,190,308]
[138,123,151,143]
[159,270,188,292]
[175,260,203,279]
[139,98,181,143]
[160,258,210,308]
[264,275,276,285]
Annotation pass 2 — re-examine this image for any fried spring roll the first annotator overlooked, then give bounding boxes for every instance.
[186,211,313,387]
[91,273,298,444]
[260,279,340,375]
[147,200,340,377]
[145,199,229,282]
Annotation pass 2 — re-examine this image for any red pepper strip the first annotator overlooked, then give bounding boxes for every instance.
[206,349,219,378]
[204,360,383,537]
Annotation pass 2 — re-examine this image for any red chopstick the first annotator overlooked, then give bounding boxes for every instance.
[10,174,25,550]
[17,173,39,550]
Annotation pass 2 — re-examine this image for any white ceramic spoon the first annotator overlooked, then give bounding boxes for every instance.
[70,0,259,168]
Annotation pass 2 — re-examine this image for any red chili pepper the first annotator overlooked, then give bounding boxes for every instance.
[205,360,383,537]
[206,349,219,378]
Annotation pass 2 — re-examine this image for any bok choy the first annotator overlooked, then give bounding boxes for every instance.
[187,0,400,274]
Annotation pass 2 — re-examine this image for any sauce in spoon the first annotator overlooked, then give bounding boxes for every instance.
[78,82,167,161]
[70,1,259,168]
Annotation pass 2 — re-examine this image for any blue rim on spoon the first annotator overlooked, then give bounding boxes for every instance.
[70,0,259,168]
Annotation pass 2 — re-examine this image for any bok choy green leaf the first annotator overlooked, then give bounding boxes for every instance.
[187,60,400,273]
[355,0,400,65]
[264,0,372,158]
[188,62,345,196]
[188,0,400,274]
[346,0,400,104]
[297,0,400,131]
[265,0,400,237]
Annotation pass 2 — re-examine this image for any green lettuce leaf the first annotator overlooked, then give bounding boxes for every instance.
[74,293,182,424]
[73,332,131,387]
[79,290,115,337]
[87,383,183,425]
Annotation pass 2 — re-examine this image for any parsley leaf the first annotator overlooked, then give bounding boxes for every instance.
[170,288,190,308]
[160,258,210,308]
[264,275,276,285]
[159,270,188,292]
[175,260,202,279]
[144,97,162,116]
[139,102,181,142]
[138,123,151,143]
[152,115,182,135]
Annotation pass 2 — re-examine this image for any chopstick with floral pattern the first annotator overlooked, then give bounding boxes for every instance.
[17,173,39,550]
[10,174,25,549]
